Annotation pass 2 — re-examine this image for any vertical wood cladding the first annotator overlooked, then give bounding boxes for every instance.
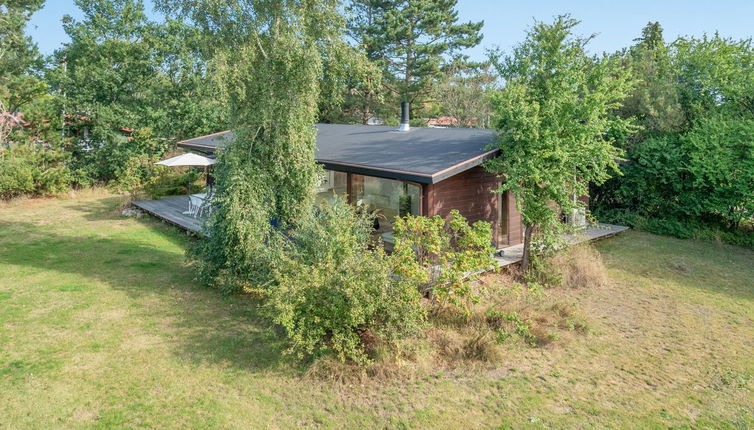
[501,189,523,246]
[427,166,522,248]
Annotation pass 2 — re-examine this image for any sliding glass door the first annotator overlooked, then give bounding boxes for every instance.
[351,174,421,243]
[315,170,421,244]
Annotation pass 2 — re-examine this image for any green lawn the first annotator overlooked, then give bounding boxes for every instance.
[1,191,752,429]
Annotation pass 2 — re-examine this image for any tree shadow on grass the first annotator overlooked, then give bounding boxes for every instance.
[60,195,128,222]
[596,231,754,302]
[0,216,293,374]
[61,195,203,255]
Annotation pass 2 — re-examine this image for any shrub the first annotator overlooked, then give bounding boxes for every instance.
[596,209,754,249]
[524,254,563,287]
[0,156,34,199]
[266,199,425,365]
[392,210,496,314]
[0,143,72,199]
[109,155,157,200]
[593,115,754,246]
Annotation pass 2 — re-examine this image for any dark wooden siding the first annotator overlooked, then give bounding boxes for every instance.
[501,189,523,246]
[425,166,523,248]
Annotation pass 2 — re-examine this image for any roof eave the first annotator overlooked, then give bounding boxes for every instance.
[178,138,501,185]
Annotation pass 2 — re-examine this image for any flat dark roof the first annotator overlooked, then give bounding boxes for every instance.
[178,123,499,184]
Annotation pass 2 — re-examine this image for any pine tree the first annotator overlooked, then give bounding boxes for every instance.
[347,0,483,115]
[618,22,685,139]
[0,0,45,113]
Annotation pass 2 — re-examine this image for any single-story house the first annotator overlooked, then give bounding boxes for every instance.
[178,122,523,249]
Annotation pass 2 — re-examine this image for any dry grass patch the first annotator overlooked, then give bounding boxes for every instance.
[550,243,609,288]
[408,267,594,368]
[304,337,439,384]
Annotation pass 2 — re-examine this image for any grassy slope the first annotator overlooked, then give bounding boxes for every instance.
[0,192,752,429]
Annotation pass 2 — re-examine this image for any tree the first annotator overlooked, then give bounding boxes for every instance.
[392,210,495,315]
[158,0,345,291]
[485,16,635,272]
[0,0,46,113]
[617,22,685,141]
[673,33,754,120]
[434,61,496,128]
[346,0,483,114]
[47,0,227,183]
[593,28,754,244]
[317,41,383,124]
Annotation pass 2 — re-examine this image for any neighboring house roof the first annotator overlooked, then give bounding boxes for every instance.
[178,123,499,184]
[0,112,29,129]
[426,116,478,128]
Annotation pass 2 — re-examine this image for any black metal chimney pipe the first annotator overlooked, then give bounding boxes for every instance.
[399,101,410,132]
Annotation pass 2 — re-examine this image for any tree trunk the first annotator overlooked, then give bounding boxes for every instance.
[521,223,534,272]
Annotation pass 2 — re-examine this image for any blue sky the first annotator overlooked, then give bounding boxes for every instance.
[28,0,754,59]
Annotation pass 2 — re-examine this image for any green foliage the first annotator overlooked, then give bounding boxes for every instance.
[346,0,483,114]
[485,310,538,346]
[46,0,227,184]
[595,116,754,242]
[173,0,344,291]
[523,254,563,288]
[679,117,754,227]
[594,28,754,247]
[485,15,636,271]
[392,210,495,314]
[673,34,754,120]
[0,143,72,200]
[102,127,171,193]
[318,41,384,124]
[435,62,496,128]
[617,22,686,140]
[142,167,201,199]
[0,154,33,199]
[266,199,425,365]
[0,0,45,113]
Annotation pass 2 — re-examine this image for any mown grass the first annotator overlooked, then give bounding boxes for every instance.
[1,191,752,429]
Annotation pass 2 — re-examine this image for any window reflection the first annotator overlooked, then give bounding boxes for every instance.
[315,170,421,244]
[352,174,420,243]
[316,170,347,203]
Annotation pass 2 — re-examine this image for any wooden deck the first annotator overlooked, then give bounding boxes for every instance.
[132,196,205,235]
[133,197,628,264]
[494,223,629,267]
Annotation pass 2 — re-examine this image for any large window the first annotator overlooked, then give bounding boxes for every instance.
[316,170,347,203]
[315,170,421,244]
[352,174,420,242]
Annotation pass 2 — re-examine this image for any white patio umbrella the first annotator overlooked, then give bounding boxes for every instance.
[155,153,216,167]
[155,153,216,195]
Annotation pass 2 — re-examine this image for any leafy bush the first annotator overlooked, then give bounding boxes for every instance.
[110,155,203,201]
[266,199,425,365]
[523,254,563,288]
[392,210,495,314]
[0,155,34,199]
[0,143,72,199]
[594,116,754,247]
[596,209,754,249]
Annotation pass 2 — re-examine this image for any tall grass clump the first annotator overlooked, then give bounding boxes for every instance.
[550,244,609,289]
